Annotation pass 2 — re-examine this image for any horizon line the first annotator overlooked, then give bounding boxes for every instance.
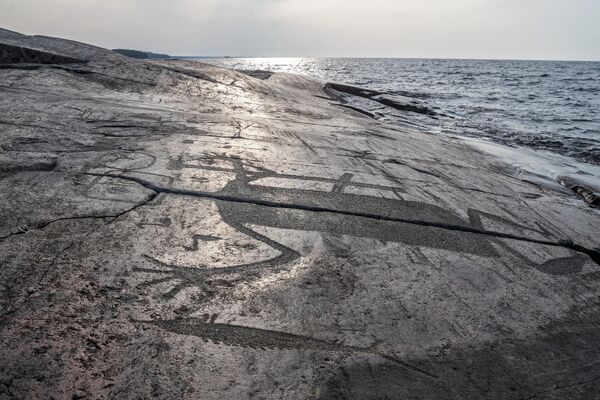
[176,55,600,63]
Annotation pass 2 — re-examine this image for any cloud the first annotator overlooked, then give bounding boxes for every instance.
[0,0,598,59]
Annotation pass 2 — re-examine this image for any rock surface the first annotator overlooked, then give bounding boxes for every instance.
[325,82,437,116]
[0,42,85,65]
[1,27,600,399]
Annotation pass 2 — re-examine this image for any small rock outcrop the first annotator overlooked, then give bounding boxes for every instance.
[238,69,275,80]
[558,175,600,207]
[325,81,437,116]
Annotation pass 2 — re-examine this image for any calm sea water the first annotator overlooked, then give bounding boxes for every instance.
[192,57,600,167]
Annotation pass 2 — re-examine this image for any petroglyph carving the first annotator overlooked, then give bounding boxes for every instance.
[130,154,588,305]
[134,315,438,379]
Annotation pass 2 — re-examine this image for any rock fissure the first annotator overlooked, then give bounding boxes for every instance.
[84,172,600,267]
[0,191,157,242]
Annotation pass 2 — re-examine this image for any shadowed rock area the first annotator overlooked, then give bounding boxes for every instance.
[0,42,84,65]
[1,27,600,399]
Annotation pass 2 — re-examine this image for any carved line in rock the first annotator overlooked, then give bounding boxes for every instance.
[133,315,439,380]
[98,151,157,171]
[135,213,301,299]
[183,234,221,251]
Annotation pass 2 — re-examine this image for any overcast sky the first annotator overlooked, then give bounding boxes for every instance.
[1,0,599,60]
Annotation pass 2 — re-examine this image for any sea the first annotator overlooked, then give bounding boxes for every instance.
[190,57,600,197]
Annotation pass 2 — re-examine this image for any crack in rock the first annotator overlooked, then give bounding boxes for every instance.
[84,172,600,267]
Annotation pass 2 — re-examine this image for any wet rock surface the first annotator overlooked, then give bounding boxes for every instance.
[1,27,600,399]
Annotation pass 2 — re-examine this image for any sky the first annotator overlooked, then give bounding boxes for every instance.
[1,0,599,60]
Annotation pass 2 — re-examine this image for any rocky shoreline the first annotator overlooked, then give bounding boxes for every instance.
[1,28,600,399]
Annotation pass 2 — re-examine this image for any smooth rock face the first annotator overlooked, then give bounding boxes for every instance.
[1,27,600,399]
